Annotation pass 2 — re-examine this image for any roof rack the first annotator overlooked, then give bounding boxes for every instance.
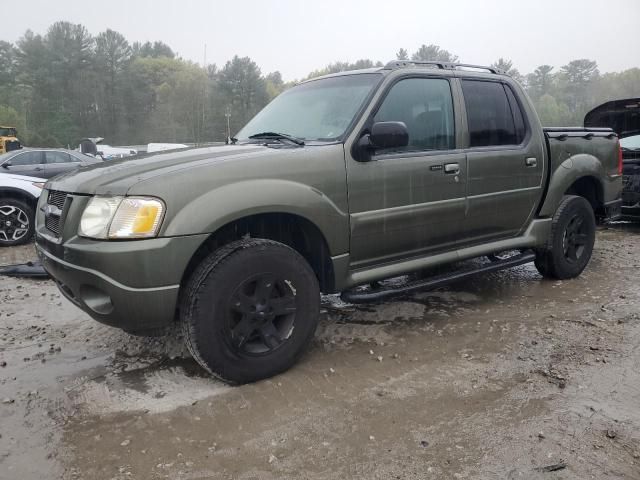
[384,60,506,75]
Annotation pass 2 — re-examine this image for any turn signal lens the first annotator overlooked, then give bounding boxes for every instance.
[108,197,165,239]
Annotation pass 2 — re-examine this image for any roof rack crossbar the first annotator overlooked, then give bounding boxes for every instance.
[384,60,506,75]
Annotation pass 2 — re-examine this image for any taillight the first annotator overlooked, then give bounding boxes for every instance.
[617,140,623,175]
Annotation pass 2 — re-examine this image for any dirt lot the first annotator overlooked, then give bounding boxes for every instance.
[1,224,639,480]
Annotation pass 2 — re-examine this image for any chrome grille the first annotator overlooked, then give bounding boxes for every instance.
[44,190,68,236]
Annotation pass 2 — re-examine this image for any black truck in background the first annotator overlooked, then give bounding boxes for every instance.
[585,98,640,219]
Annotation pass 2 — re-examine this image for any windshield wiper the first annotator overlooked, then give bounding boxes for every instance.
[248,132,305,146]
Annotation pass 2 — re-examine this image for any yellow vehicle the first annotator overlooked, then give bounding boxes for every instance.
[0,126,22,154]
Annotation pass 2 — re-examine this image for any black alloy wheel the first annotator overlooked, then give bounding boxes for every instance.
[226,273,297,355]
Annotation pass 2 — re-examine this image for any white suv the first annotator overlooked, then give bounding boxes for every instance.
[0,173,45,246]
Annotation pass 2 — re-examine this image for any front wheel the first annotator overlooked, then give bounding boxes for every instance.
[535,195,596,280]
[180,239,320,384]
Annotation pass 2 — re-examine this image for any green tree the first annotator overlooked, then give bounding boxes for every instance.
[132,41,175,59]
[265,71,285,100]
[558,59,599,117]
[491,58,524,84]
[43,21,95,144]
[534,93,572,126]
[168,63,209,143]
[0,41,17,103]
[15,30,51,139]
[526,65,554,101]
[396,48,409,60]
[0,105,26,138]
[411,44,459,63]
[216,56,269,134]
[95,29,131,141]
[121,56,183,143]
[306,59,382,79]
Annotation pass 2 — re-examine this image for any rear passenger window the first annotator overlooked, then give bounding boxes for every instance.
[45,151,73,163]
[462,80,524,147]
[374,78,455,152]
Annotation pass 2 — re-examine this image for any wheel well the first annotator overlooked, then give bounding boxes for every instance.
[565,176,604,217]
[0,189,38,210]
[181,213,336,293]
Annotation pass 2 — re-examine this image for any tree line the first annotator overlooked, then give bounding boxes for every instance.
[0,22,638,148]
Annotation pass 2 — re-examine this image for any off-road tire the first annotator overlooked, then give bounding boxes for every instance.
[535,195,596,280]
[0,198,35,247]
[180,238,320,384]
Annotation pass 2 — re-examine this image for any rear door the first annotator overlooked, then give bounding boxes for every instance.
[346,75,467,268]
[2,151,45,177]
[459,79,544,245]
[44,151,80,178]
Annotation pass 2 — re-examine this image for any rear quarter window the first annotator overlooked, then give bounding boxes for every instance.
[461,80,525,147]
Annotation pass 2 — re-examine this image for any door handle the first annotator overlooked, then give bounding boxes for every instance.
[34,167,43,171]
[525,157,537,167]
[444,163,460,174]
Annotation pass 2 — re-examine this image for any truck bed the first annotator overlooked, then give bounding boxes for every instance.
[542,126,621,220]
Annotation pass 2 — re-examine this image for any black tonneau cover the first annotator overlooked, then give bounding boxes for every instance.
[584,98,640,139]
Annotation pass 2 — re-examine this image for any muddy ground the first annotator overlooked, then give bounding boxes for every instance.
[1,224,639,480]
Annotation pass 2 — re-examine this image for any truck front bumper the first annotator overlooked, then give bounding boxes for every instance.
[35,232,208,334]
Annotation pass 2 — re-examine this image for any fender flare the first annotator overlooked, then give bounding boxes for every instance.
[162,179,349,256]
[538,153,604,217]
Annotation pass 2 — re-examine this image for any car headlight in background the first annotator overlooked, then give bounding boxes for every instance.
[78,196,165,239]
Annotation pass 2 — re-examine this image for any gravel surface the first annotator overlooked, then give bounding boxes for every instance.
[1,223,639,479]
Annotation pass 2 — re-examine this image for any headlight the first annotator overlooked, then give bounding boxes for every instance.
[78,196,165,239]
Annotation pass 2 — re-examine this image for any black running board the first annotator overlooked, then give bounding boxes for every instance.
[341,250,536,304]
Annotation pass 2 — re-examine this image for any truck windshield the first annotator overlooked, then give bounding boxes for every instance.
[0,127,17,137]
[236,73,381,142]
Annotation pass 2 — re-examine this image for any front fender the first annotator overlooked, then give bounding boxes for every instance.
[538,153,604,217]
[162,179,349,255]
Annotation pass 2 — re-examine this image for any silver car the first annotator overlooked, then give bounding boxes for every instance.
[0,148,102,179]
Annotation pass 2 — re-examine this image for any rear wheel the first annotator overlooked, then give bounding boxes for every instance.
[0,198,34,247]
[181,239,320,384]
[535,195,596,279]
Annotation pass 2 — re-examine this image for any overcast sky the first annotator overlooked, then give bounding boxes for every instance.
[6,0,640,80]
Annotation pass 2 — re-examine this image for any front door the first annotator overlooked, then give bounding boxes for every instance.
[3,151,45,177]
[346,76,467,268]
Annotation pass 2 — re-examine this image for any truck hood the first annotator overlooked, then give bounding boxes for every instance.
[45,144,272,195]
[584,98,640,138]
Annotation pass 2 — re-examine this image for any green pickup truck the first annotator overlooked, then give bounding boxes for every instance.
[35,61,623,384]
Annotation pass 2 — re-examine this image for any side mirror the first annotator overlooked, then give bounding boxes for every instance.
[370,121,409,149]
[354,121,409,162]
[2,160,11,168]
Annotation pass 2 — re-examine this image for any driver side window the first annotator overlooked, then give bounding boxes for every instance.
[373,78,455,153]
